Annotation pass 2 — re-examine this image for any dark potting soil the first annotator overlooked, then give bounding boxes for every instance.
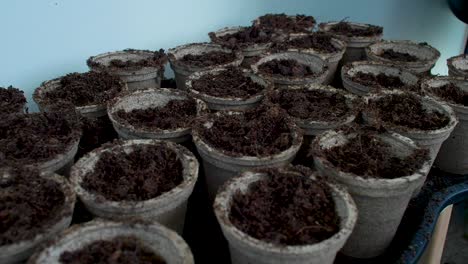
[180,51,237,68]
[257,13,316,33]
[209,26,273,49]
[43,71,123,107]
[327,21,383,37]
[115,98,197,130]
[195,104,296,156]
[380,49,419,62]
[285,32,337,53]
[0,86,26,114]
[0,167,65,245]
[0,112,80,167]
[191,67,265,98]
[268,89,350,121]
[82,142,183,201]
[229,166,340,245]
[76,115,118,160]
[59,235,166,264]
[87,49,167,70]
[370,93,450,130]
[258,59,315,77]
[318,126,429,179]
[351,72,420,93]
[429,82,468,106]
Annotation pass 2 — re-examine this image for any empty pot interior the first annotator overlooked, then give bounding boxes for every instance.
[369,42,435,61]
[112,91,187,113]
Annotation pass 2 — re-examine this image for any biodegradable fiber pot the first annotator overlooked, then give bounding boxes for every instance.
[186,67,271,111]
[1,172,75,264]
[422,76,468,174]
[70,139,199,233]
[318,21,383,63]
[28,220,194,264]
[365,90,457,165]
[286,33,347,84]
[213,170,358,264]
[168,43,243,90]
[192,111,303,198]
[251,51,329,88]
[341,61,419,96]
[87,50,165,91]
[313,130,431,258]
[107,88,207,143]
[447,54,468,77]
[366,40,441,75]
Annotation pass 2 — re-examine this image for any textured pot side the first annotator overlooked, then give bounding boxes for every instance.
[28,221,194,264]
[366,40,441,75]
[251,51,329,88]
[1,173,75,264]
[287,34,347,85]
[192,112,303,199]
[447,54,468,77]
[168,43,243,90]
[87,50,164,91]
[70,140,199,234]
[186,68,271,111]
[313,130,431,258]
[422,76,468,174]
[36,138,80,176]
[210,26,273,58]
[341,61,419,96]
[318,22,382,64]
[214,170,357,264]
[108,88,207,143]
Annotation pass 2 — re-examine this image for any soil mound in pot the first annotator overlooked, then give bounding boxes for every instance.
[195,104,295,156]
[229,166,339,245]
[115,98,197,130]
[0,86,26,114]
[268,89,349,121]
[0,167,65,246]
[0,112,80,167]
[88,49,167,70]
[42,72,123,107]
[258,59,315,77]
[59,235,166,264]
[208,26,272,49]
[369,93,450,130]
[180,51,237,68]
[76,116,118,160]
[317,126,429,179]
[428,82,468,106]
[380,49,418,62]
[274,32,338,53]
[351,72,420,92]
[191,67,264,98]
[256,13,316,33]
[328,21,383,37]
[81,141,183,201]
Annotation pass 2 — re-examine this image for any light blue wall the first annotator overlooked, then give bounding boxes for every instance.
[0,0,466,111]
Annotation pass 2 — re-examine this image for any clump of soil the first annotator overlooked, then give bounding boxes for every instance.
[380,49,419,62]
[59,235,166,264]
[229,166,340,245]
[0,167,65,245]
[327,21,383,37]
[257,13,316,33]
[87,49,167,70]
[195,104,296,156]
[82,142,183,201]
[370,93,450,130]
[317,126,429,178]
[76,116,118,160]
[268,89,350,121]
[258,59,315,77]
[180,51,237,67]
[115,98,197,130]
[42,71,123,107]
[209,26,273,49]
[273,32,338,53]
[429,82,468,106]
[191,67,265,98]
[0,112,80,167]
[0,86,26,114]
